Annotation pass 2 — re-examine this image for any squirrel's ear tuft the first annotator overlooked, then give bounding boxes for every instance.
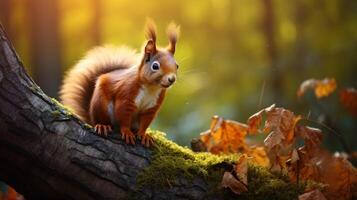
[145,39,156,54]
[145,18,157,43]
[167,22,180,54]
[144,39,156,62]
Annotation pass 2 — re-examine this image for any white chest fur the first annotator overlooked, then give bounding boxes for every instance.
[134,86,162,112]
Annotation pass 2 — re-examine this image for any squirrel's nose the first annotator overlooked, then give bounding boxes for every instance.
[168,76,176,84]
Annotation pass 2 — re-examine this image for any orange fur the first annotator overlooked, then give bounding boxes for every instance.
[59,21,179,146]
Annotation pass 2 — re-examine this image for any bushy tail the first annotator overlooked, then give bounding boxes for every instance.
[59,46,139,123]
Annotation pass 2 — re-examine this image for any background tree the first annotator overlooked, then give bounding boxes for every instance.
[25,0,61,98]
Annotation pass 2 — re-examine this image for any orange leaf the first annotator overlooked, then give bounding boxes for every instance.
[221,172,247,194]
[247,146,270,167]
[199,130,211,148]
[247,109,264,134]
[315,78,337,98]
[340,88,357,116]
[319,154,357,200]
[297,78,337,98]
[199,116,248,154]
[298,189,327,200]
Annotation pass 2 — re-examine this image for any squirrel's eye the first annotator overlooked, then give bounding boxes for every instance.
[176,64,179,69]
[151,61,160,71]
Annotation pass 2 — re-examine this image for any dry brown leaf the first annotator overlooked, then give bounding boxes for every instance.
[247,104,303,171]
[318,154,356,200]
[263,106,301,145]
[259,105,301,171]
[340,88,357,116]
[288,126,324,181]
[297,78,337,98]
[298,189,327,200]
[288,146,357,200]
[235,155,248,185]
[287,147,325,182]
[247,109,264,134]
[221,172,248,194]
[295,125,323,152]
[198,104,357,200]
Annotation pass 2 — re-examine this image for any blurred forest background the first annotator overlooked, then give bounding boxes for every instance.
[0,0,356,151]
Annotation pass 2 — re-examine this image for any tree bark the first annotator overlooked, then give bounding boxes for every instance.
[0,25,222,200]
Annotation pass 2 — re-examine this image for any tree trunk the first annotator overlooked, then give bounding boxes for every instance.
[91,0,102,46]
[0,25,225,200]
[0,0,14,40]
[262,0,283,104]
[25,0,61,98]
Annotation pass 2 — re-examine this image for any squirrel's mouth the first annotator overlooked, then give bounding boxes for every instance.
[160,83,172,88]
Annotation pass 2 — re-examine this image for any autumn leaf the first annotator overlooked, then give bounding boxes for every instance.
[199,116,248,154]
[287,126,324,181]
[288,145,357,200]
[221,155,249,195]
[198,104,357,200]
[287,147,326,182]
[297,78,337,98]
[253,105,302,171]
[318,154,357,200]
[247,146,269,167]
[298,189,327,200]
[221,172,248,194]
[340,88,357,116]
[247,109,264,134]
[295,125,323,152]
[235,155,248,185]
[198,115,270,166]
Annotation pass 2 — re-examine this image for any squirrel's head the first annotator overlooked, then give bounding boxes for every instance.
[139,20,180,89]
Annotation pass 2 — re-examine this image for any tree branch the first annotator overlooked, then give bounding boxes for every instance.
[0,25,223,200]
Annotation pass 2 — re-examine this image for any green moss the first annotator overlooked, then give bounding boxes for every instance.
[137,130,237,188]
[29,84,42,93]
[50,98,94,129]
[241,165,305,199]
[137,131,309,199]
[51,98,74,116]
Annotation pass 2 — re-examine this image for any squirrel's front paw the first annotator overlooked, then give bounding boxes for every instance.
[94,124,112,136]
[121,129,136,145]
[138,133,154,147]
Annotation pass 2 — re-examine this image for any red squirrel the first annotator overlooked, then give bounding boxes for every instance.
[59,21,180,147]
